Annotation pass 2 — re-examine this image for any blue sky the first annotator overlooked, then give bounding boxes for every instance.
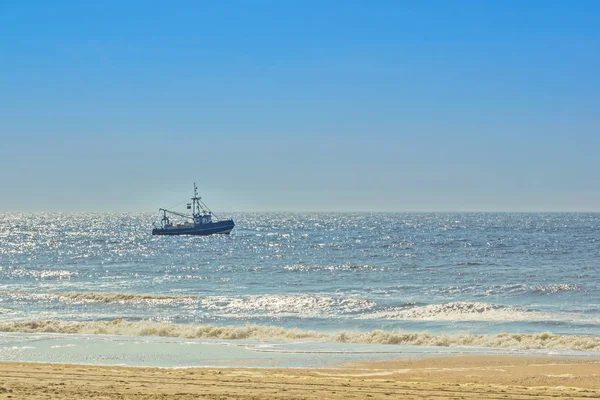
[1,1,599,212]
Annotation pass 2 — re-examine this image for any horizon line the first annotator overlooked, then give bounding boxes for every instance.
[2,210,600,214]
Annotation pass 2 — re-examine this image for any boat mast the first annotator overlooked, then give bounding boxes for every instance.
[190,182,214,218]
[192,183,200,217]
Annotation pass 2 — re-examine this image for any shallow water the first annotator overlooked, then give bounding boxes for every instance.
[0,212,599,366]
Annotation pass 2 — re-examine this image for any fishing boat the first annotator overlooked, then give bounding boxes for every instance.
[152,183,235,236]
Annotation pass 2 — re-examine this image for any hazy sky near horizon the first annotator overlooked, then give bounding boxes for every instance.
[1,1,599,212]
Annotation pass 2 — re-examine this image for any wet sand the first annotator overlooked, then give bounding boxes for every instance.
[1,356,599,399]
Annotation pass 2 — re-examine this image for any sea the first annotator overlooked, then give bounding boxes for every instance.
[1,212,599,368]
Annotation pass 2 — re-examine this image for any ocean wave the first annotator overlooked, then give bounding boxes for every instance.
[0,308,25,317]
[362,302,548,322]
[0,291,374,316]
[284,264,377,272]
[51,292,197,305]
[0,267,76,280]
[0,291,197,305]
[0,319,598,351]
[481,284,580,296]
[200,295,374,315]
[531,284,579,294]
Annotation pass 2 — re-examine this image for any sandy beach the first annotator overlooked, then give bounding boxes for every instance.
[1,356,598,399]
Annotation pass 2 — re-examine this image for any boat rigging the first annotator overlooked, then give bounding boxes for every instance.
[152,183,235,236]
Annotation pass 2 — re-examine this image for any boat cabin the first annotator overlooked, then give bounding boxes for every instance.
[194,212,212,225]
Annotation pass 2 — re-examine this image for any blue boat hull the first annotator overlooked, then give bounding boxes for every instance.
[152,220,235,236]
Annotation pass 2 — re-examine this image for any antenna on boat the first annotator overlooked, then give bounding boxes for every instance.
[192,182,205,215]
[192,182,197,216]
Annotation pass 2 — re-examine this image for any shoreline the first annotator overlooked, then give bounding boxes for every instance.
[3,330,599,370]
[1,355,599,399]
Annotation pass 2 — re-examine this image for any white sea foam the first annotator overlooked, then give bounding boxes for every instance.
[0,320,599,352]
[0,291,197,305]
[0,291,373,315]
[531,284,579,294]
[50,344,76,349]
[51,292,197,305]
[3,346,35,350]
[362,302,549,322]
[200,294,374,315]
[0,291,587,323]
[0,308,23,316]
[284,264,377,272]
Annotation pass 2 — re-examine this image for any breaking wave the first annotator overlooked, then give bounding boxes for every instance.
[199,294,374,315]
[0,291,197,306]
[0,267,76,280]
[531,284,579,294]
[0,292,588,322]
[0,291,374,316]
[52,292,197,305]
[0,308,25,317]
[284,264,378,272]
[362,302,549,322]
[0,319,599,352]
[480,284,581,297]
